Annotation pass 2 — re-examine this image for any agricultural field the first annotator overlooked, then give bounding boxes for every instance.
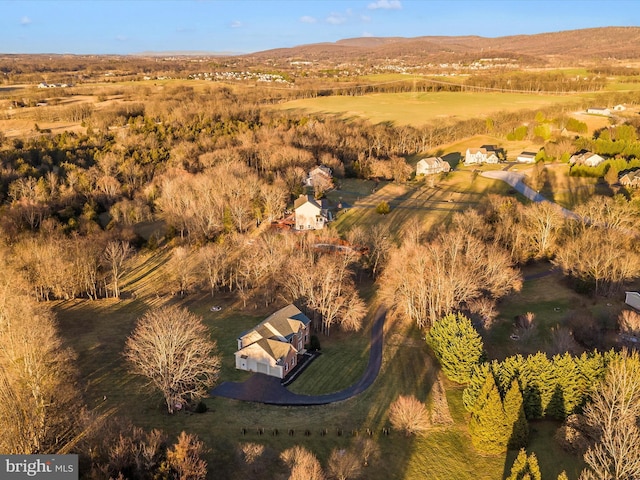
[274,91,584,127]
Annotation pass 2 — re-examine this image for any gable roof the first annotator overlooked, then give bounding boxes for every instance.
[418,156,443,167]
[236,339,296,366]
[236,304,311,364]
[238,304,311,346]
[309,165,332,177]
[466,147,488,155]
[294,194,321,210]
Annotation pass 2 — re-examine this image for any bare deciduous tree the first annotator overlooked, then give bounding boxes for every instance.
[580,350,640,480]
[388,395,431,436]
[353,437,380,468]
[0,286,80,453]
[103,240,132,298]
[327,448,362,480]
[382,223,521,328]
[553,228,640,296]
[165,246,198,297]
[281,250,365,335]
[619,310,640,337]
[280,445,325,480]
[124,306,220,414]
[198,243,231,298]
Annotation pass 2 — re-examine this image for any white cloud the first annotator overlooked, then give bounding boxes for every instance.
[367,0,402,10]
[362,31,374,37]
[361,14,371,22]
[230,20,243,28]
[116,35,128,41]
[326,12,346,25]
[300,15,317,24]
[20,16,32,26]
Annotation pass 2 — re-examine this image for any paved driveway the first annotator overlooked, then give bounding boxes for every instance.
[481,170,579,220]
[210,306,385,405]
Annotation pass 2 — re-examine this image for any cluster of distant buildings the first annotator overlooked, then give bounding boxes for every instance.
[187,71,290,84]
[37,82,72,88]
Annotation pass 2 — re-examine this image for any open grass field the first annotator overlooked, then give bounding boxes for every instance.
[328,168,515,238]
[274,91,584,127]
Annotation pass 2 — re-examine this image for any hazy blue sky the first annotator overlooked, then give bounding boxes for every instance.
[2,0,639,54]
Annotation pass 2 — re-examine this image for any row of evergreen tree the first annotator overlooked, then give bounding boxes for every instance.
[426,313,615,455]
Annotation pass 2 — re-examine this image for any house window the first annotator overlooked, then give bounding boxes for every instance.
[292,357,296,366]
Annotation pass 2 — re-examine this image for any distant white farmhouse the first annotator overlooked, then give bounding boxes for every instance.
[416,157,451,175]
[294,194,332,230]
[38,82,70,89]
[465,147,499,165]
[569,151,606,168]
[516,152,537,163]
[625,292,640,311]
[586,107,611,116]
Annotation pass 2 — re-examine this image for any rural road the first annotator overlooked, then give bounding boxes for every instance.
[210,305,385,405]
[481,170,579,220]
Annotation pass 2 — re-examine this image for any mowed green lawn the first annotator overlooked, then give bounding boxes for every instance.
[274,91,583,126]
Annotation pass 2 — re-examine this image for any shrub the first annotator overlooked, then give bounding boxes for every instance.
[375,201,390,215]
[389,395,430,436]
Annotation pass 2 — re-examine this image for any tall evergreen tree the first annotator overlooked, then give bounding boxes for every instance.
[505,449,541,480]
[469,373,510,454]
[426,312,484,384]
[504,380,529,449]
[463,362,491,412]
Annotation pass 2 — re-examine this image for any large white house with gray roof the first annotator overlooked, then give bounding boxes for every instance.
[235,304,311,379]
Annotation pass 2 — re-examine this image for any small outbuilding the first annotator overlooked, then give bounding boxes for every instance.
[625,292,640,311]
[586,107,611,116]
[516,152,537,163]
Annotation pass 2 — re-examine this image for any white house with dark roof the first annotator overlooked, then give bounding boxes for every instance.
[416,157,451,175]
[235,304,311,378]
[294,194,332,230]
[465,147,499,165]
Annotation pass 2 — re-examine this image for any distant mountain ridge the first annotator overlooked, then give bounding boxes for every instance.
[241,27,640,64]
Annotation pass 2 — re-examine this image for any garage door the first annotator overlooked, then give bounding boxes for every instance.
[257,362,268,374]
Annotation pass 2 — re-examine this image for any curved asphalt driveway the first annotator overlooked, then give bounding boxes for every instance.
[210,305,385,406]
[481,170,579,220]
